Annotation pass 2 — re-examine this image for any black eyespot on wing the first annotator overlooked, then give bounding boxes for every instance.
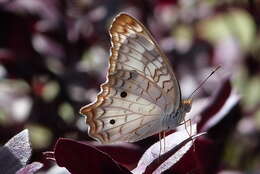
[110,119,115,124]
[120,91,127,98]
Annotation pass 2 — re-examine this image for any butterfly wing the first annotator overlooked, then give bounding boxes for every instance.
[80,13,181,144]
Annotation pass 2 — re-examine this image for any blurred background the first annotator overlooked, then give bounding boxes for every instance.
[0,0,259,173]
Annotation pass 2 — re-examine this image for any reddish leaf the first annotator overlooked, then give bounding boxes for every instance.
[54,138,132,174]
[198,78,232,131]
[94,143,143,170]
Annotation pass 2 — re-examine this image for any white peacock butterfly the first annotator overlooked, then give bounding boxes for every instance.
[80,13,219,144]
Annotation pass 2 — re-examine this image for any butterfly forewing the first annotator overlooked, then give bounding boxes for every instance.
[80,13,181,144]
[109,14,181,112]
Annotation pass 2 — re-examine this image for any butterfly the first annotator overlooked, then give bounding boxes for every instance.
[80,13,193,144]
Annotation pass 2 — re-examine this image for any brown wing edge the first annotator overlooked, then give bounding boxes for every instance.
[79,83,110,143]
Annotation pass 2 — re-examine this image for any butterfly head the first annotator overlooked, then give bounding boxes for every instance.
[164,98,192,130]
[181,99,192,113]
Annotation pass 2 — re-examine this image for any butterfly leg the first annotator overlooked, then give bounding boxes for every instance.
[159,131,162,156]
[157,131,163,162]
[163,131,166,152]
[184,119,195,151]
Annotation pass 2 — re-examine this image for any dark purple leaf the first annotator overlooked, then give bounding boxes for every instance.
[200,90,240,132]
[54,138,132,174]
[0,146,23,174]
[94,143,143,170]
[198,78,232,131]
[0,129,32,174]
[4,129,31,166]
[16,162,43,174]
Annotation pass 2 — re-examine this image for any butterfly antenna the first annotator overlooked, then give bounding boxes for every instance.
[188,65,221,99]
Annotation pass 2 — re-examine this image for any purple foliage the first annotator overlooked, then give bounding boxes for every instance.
[0,130,42,174]
[16,162,43,174]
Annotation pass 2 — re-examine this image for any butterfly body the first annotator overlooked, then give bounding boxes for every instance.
[80,13,192,144]
[163,99,192,130]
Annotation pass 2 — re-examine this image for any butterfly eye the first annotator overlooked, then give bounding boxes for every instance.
[109,119,116,124]
[120,91,127,98]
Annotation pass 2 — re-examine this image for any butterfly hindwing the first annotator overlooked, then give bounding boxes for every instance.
[81,69,167,143]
